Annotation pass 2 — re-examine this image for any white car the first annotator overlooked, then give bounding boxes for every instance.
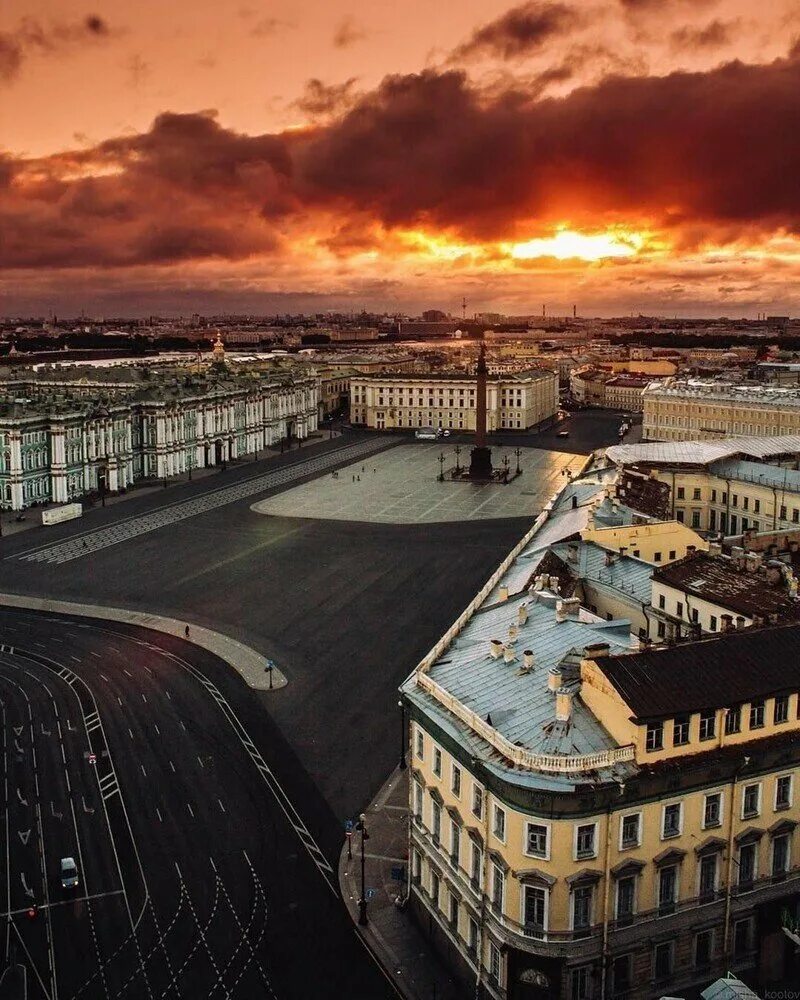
[60,857,79,889]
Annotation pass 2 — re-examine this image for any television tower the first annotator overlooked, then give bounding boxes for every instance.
[462,297,467,322]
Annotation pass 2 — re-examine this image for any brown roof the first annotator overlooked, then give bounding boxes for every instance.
[653,551,800,620]
[614,469,671,520]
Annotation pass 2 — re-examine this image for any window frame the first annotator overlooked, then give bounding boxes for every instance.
[774,694,790,725]
[451,763,462,798]
[702,791,723,829]
[775,774,793,811]
[471,782,484,820]
[492,803,507,844]
[661,801,683,840]
[619,811,642,851]
[574,822,598,861]
[645,721,664,753]
[699,710,716,741]
[741,782,762,820]
[653,940,674,981]
[673,715,690,746]
[432,745,442,778]
[524,821,551,860]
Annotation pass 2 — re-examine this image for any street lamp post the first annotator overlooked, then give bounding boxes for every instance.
[514,446,522,475]
[454,444,461,474]
[398,699,407,770]
[438,451,445,482]
[357,813,369,926]
[265,659,275,690]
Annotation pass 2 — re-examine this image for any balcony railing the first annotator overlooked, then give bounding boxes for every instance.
[416,671,635,774]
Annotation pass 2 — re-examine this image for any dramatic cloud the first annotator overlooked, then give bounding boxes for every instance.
[0,14,114,83]
[670,19,738,50]
[293,77,361,117]
[4,49,800,279]
[451,2,584,61]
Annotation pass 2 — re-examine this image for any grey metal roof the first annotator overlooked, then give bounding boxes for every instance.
[709,457,800,492]
[551,541,653,606]
[426,590,634,755]
[607,433,800,468]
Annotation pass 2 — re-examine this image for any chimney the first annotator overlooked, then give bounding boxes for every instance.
[503,645,516,664]
[767,559,784,585]
[731,546,746,570]
[562,597,581,617]
[745,552,762,573]
[791,540,799,554]
[571,495,578,510]
[518,603,529,626]
[735,615,746,630]
[489,639,504,659]
[548,666,562,692]
[567,542,579,564]
[523,650,535,671]
[720,614,734,632]
[619,546,628,558]
[769,543,779,556]
[687,544,696,556]
[550,576,561,595]
[555,601,568,623]
[708,541,722,557]
[498,582,509,602]
[555,687,573,723]
[584,641,610,659]
[508,623,519,643]
[604,550,614,566]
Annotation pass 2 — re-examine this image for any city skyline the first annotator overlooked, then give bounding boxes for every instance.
[4,0,800,316]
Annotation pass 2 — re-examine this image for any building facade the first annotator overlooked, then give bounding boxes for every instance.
[642,380,800,442]
[400,482,800,999]
[0,362,318,509]
[350,369,558,433]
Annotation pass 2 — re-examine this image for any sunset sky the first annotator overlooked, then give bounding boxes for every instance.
[3,0,800,317]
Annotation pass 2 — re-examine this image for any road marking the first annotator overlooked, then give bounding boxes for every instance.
[141,693,147,703]
[17,829,30,846]
[165,691,171,701]
[169,761,175,773]
[197,756,204,769]
[178,720,185,731]
[122,669,132,679]
[16,787,27,806]
[99,672,108,680]
[217,799,226,814]
[117,696,123,707]
[187,803,194,818]
[156,808,162,823]
[70,656,81,663]
[140,765,147,778]
[153,724,160,736]
[128,728,134,740]
[1,888,125,920]
[90,652,102,659]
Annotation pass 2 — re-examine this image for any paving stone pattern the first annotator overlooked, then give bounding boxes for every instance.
[14,436,396,566]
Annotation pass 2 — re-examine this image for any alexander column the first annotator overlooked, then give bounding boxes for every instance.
[468,337,493,480]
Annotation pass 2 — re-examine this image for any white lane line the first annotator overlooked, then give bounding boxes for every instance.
[141,693,147,704]
[69,656,81,663]
[99,673,109,681]
[128,728,134,740]
[217,799,226,814]
[117,696,122,707]
[122,669,132,678]
[186,803,194,818]
[196,756,204,769]
[140,765,147,778]
[169,761,175,773]
[1,888,126,919]
[165,691,171,701]
[153,725,160,737]
[156,808,162,823]
[90,652,102,659]
[178,720,185,731]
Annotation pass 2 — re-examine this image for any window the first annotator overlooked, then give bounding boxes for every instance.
[470,842,483,886]
[677,486,685,499]
[432,799,442,843]
[695,929,713,968]
[430,869,440,908]
[743,496,749,510]
[654,551,662,562]
[491,862,505,911]
[676,510,685,523]
[653,941,674,981]
[662,803,682,839]
[692,510,701,528]
[621,813,641,850]
[722,491,728,504]
[711,489,718,502]
[413,780,423,822]
[676,601,684,618]
[526,822,549,859]
[616,876,635,924]
[693,488,701,500]
[468,916,478,953]
[657,621,666,638]
[724,705,741,735]
[703,793,722,829]
[450,821,460,867]
[776,775,793,810]
[488,941,502,986]
[732,493,739,508]
[611,954,631,993]
[493,804,506,842]
[570,966,593,1000]
[669,549,676,560]
[658,594,665,610]
[773,834,790,876]
[576,824,596,860]
[415,728,424,759]
[742,783,761,819]
[755,498,760,513]
[781,504,787,521]
[749,700,765,729]
[673,715,690,745]
[699,711,716,741]
[572,885,593,932]
[433,746,442,777]
[691,607,699,624]
[523,885,547,937]
[699,854,717,897]
[738,842,756,886]
[733,918,752,957]
[449,892,458,927]
[451,764,461,798]
[774,694,790,724]
[658,865,677,913]
[471,784,484,819]
[646,721,664,752]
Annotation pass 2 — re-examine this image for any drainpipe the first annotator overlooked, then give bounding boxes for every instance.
[722,760,747,961]
[725,478,732,536]
[772,485,778,532]
[599,797,615,1000]
[670,471,676,519]
[474,766,491,1000]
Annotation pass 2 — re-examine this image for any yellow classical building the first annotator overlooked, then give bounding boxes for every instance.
[349,369,558,433]
[401,523,800,999]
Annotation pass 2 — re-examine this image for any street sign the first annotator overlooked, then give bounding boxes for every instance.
[87,753,96,765]
[344,819,354,832]
[365,888,376,901]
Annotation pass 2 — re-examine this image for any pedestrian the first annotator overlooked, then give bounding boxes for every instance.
[357,475,361,482]
[352,474,355,483]
[184,625,190,638]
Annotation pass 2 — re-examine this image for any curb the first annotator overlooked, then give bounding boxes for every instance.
[0,592,288,691]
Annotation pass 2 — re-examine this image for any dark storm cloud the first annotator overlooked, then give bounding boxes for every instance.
[452,2,584,61]
[293,77,361,116]
[670,19,738,50]
[4,51,800,269]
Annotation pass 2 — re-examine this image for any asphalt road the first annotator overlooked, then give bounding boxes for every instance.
[0,608,398,1000]
[0,433,532,822]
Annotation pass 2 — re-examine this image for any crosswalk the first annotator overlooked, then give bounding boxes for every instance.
[14,436,395,566]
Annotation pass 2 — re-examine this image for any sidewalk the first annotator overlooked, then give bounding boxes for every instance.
[0,592,288,690]
[338,767,462,1000]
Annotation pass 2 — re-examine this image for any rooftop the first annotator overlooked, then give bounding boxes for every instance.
[599,621,800,719]
[349,368,554,384]
[606,433,800,468]
[653,550,800,620]
[551,541,654,607]
[644,377,800,406]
